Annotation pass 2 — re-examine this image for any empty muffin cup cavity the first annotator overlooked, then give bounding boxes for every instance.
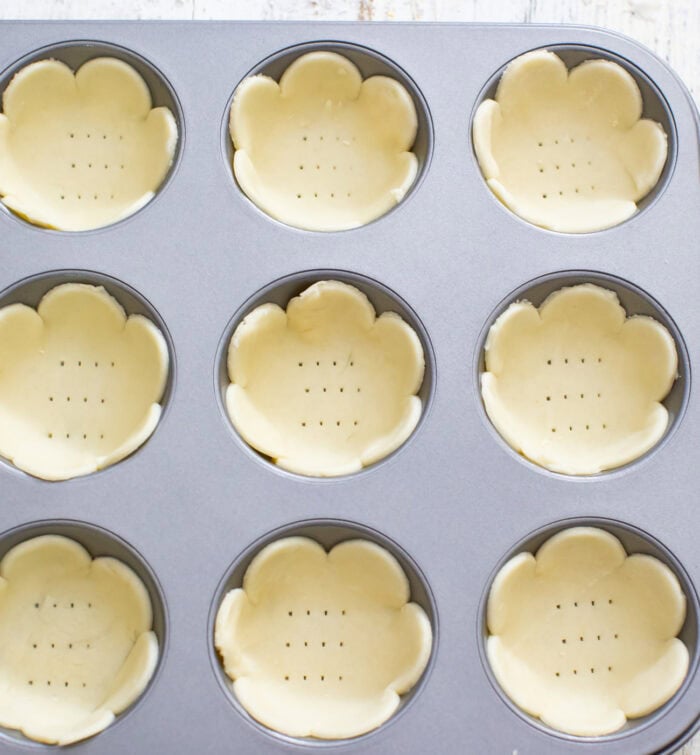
[219,271,434,478]
[0,519,166,746]
[226,42,432,231]
[211,519,436,742]
[0,270,173,481]
[481,519,697,739]
[478,271,687,476]
[0,40,182,231]
[472,46,674,233]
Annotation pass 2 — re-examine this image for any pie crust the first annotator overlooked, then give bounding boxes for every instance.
[0,57,178,231]
[487,526,689,736]
[0,535,158,744]
[0,283,169,480]
[215,536,432,739]
[230,51,418,231]
[226,280,424,476]
[473,50,667,232]
[481,283,677,474]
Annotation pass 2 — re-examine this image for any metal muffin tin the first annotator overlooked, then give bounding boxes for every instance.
[0,20,698,755]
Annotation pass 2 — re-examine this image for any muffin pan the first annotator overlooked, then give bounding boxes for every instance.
[0,20,699,755]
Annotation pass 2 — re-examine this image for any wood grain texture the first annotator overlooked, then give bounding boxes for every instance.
[0,1,697,752]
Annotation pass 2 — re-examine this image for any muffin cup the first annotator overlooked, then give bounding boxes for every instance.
[216,269,435,479]
[0,40,183,232]
[479,517,699,742]
[476,270,689,477]
[0,270,174,481]
[0,519,167,747]
[209,518,437,746]
[223,41,432,232]
[472,45,676,233]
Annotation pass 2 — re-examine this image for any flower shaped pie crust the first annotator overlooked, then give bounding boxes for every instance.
[0,535,158,744]
[226,280,424,476]
[230,51,418,231]
[0,57,178,231]
[481,283,677,474]
[0,283,169,480]
[215,536,432,739]
[472,50,668,232]
[487,527,689,736]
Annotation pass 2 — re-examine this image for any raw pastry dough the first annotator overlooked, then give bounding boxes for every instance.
[0,283,169,480]
[215,536,432,739]
[487,526,689,736]
[481,283,677,474]
[472,49,668,232]
[226,280,424,476]
[0,57,178,231]
[230,51,418,231]
[0,535,158,745]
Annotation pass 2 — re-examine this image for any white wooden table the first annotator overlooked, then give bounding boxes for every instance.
[0,1,697,753]
[0,0,698,107]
